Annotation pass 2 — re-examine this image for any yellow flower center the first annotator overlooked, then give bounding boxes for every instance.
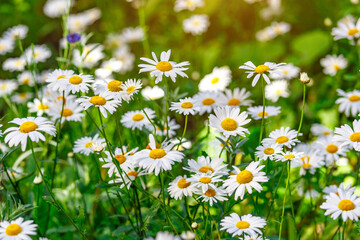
[37,103,49,110]
[15,60,23,67]
[62,108,73,117]
[23,78,30,85]
[221,118,237,131]
[115,154,126,164]
[127,86,136,93]
[326,144,338,154]
[275,136,289,144]
[236,221,250,229]
[349,95,360,102]
[156,61,172,72]
[333,64,341,70]
[181,102,193,109]
[276,89,282,95]
[149,148,166,159]
[69,76,82,85]
[89,96,106,106]
[284,154,295,159]
[236,170,253,184]
[5,223,22,236]
[348,28,359,36]
[202,98,215,106]
[257,111,269,117]
[350,132,360,142]
[0,84,6,90]
[34,52,39,58]
[254,65,270,74]
[323,131,331,136]
[19,93,26,98]
[56,75,65,81]
[205,189,216,197]
[132,114,144,121]
[211,77,219,84]
[263,148,275,155]
[85,142,93,148]
[198,166,214,173]
[302,163,312,169]
[338,199,355,211]
[107,80,122,92]
[199,177,211,184]
[19,121,38,133]
[228,98,241,106]
[127,171,138,177]
[177,178,191,189]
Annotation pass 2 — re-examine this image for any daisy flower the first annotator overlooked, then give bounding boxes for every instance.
[141,86,164,100]
[174,0,204,12]
[270,63,300,80]
[121,78,143,102]
[48,100,84,123]
[247,106,281,120]
[336,89,360,117]
[255,143,282,161]
[0,217,37,239]
[269,22,291,36]
[145,231,181,240]
[198,66,231,92]
[73,134,105,156]
[76,91,121,118]
[3,57,26,72]
[265,80,289,102]
[323,183,356,199]
[183,14,210,35]
[121,26,144,43]
[114,46,135,73]
[46,69,74,91]
[223,161,268,200]
[316,136,348,164]
[197,186,228,206]
[135,134,184,176]
[101,146,139,176]
[156,118,180,138]
[193,91,221,115]
[109,167,146,189]
[311,123,333,138]
[220,213,266,237]
[24,44,52,63]
[0,80,18,97]
[61,73,94,94]
[275,151,303,162]
[121,108,155,130]
[320,187,360,221]
[333,119,360,151]
[168,175,197,200]
[188,172,222,193]
[12,92,33,104]
[138,50,190,83]
[170,97,200,115]
[291,150,324,175]
[239,61,285,87]
[218,88,253,107]
[43,0,73,18]
[27,98,50,116]
[262,127,300,148]
[93,79,124,100]
[73,44,104,68]
[331,18,360,43]
[4,117,56,151]
[3,25,28,40]
[170,138,192,151]
[184,155,229,176]
[17,71,35,86]
[0,38,14,55]
[209,106,251,137]
[320,55,348,76]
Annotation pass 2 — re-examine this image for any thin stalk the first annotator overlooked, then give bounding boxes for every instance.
[114,109,125,154]
[177,115,188,150]
[159,173,177,234]
[342,221,346,240]
[133,186,146,237]
[219,136,231,158]
[279,161,290,240]
[297,84,306,138]
[3,162,24,203]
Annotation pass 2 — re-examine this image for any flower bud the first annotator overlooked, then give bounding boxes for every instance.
[324,18,332,27]
[191,222,198,229]
[299,72,310,84]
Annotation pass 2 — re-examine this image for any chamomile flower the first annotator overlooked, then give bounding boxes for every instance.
[102,146,139,176]
[96,58,123,78]
[291,150,324,175]
[90,142,106,153]
[323,183,356,199]
[184,155,229,176]
[265,80,289,102]
[3,57,26,72]
[0,217,37,240]
[320,187,360,221]
[209,106,251,137]
[43,0,73,18]
[193,91,221,115]
[223,161,268,200]
[218,88,253,107]
[48,100,84,123]
[247,106,281,120]
[3,25,28,40]
[141,86,165,100]
[121,26,144,43]
[336,89,360,117]
[27,98,50,116]
[333,119,360,151]
[0,38,14,55]
[121,108,155,130]
[12,92,33,104]
[170,97,200,115]
[270,63,300,80]
[220,213,266,238]
[198,66,232,92]
[174,0,204,11]
[109,168,146,189]
[121,79,143,102]
[138,50,190,83]
[262,127,300,148]
[197,186,228,206]
[17,71,34,86]
[46,69,74,91]
[269,21,291,36]
[188,173,222,193]
[76,91,121,118]
[170,138,192,151]
[0,80,18,97]
[320,55,348,76]
[4,117,56,151]
[332,18,360,43]
[275,151,303,162]
[145,231,181,240]
[73,44,104,68]
[311,124,333,138]
[239,61,285,87]
[114,46,135,73]
[156,118,180,138]
[255,143,282,161]
[168,175,197,200]
[93,79,124,100]
[316,136,348,164]
[183,14,210,35]
[61,74,94,94]
[135,134,184,176]
[73,134,105,156]
[24,45,52,63]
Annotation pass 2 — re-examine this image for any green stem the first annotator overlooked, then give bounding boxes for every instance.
[159,173,177,234]
[279,161,290,240]
[219,136,231,158]
[297,84,306,138]
[177,115,188,150]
